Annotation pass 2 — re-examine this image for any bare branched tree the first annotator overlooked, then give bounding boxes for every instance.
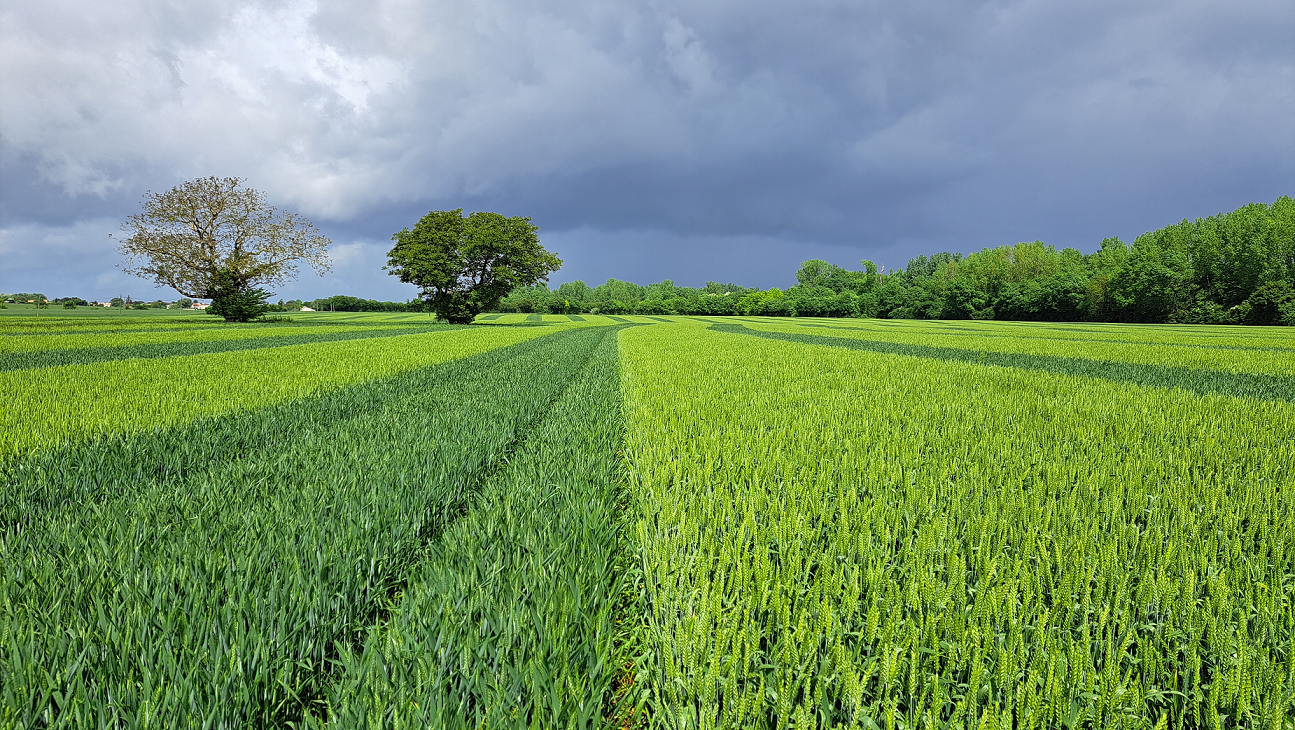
[116,176,332,298]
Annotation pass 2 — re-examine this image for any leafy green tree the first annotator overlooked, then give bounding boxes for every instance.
[1084,237,1128,319]
[794,260,844,289]
[386,209,561,324]
[207,269,272,322]
[702,281,747,296]
[1239,280,1295,325]
[117,177,332,322]
[787,286,860,317]
[557,281,591,305]
[500,284,550,313]
[698,290,741,315]
[1108,228,1195,323]
[942,280,986,319]
[634,298,675,315]
[593,279,646,305]
[737,288,796,316]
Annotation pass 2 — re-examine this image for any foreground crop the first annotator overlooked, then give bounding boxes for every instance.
[3,312,1292,729]
[621,321,1295,728]
[0,327,610,727]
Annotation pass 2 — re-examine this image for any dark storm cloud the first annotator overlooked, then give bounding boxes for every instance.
[2,0,1291,298]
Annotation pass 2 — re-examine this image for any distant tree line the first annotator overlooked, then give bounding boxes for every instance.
[495,197,1295,325]
[277,296,427,312]
[1,294,193,310]
[13,196,1292,324]
[496,279,756,315]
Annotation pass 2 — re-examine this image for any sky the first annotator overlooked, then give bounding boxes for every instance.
[1,0,1292,302]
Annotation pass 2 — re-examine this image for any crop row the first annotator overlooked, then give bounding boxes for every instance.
[0,317,222,335]
[0,322,447,355]
[737,319,1295,355]
[710,322,1295,403]
[0,326,552,459]
[4,314,1290,728]
[621,322,1295,728]
[726,319,1295,376]
[779,319,1295,354]
[0,327,611,727]
[0,325,462,372]
[771,317,1295,349]
[315,324,633,728]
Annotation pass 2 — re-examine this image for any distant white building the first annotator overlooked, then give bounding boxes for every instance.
[191,302,209,310]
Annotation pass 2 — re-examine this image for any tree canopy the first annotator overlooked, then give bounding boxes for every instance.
[490,197,1294,325]
[385,209,561,324]
[117,176,331,321]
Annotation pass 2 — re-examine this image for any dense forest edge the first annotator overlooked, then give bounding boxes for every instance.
[5,197,1291,324]
[499,197,1295,325]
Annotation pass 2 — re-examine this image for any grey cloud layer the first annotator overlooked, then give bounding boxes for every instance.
[2,0,1291,298]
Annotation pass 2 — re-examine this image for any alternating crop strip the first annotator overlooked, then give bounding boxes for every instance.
[317,325,633,729]
[712,322,1295,402]
[0,328,607,728]
[1,321,435,354]
[0,326,552,459]
[795,321,1295,353]
[0,324,462,371]
[0,330,535,526]
[1,324,213,337]
[0,319,217,335]
[622,323,1295,729]
[727,319,1295,375]
[734,316,1295,349]
[1,323,383,352]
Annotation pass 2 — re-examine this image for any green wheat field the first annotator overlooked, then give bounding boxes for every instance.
[2,309,1293,729]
